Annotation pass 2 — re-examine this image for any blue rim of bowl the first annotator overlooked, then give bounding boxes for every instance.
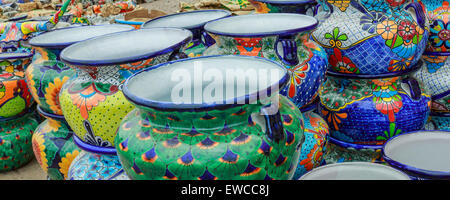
[299,97,318,113]
[142,9,232,30]
[254,0,316,4]
[73,134,117,155]
[36,105,66,121]
[423,51,450,56]
[326,59,423,79]
[204,13,319,37]
[0,52,34,60]
[29,24,134,49]
[382,130,450,179]
[60,28,193,67]
[114,19,145,25]
[432,89,450,101]
[430,111,450,117]
[122,55,290,112]
[329,136,383,150]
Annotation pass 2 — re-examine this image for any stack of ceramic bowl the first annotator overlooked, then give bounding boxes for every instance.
[0,52,39,172]
[413,0,450,131]
[312,0,431,164]
[141,10,232,58]
[57,28,193,180]
[26,24,135,180]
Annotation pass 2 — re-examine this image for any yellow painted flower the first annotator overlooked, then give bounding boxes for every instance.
[25,66,41,105]
[58,150,80,180]
[45,76,69,115]
[32,131,48,172]
[41,118,61,133]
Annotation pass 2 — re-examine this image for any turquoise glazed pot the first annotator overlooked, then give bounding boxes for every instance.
[115,55,305,180]
[416,0,449,52]
[142,10,232,58]
[383,130,450,180]
[313,0,428,75]
[323,137,384,164]
[204,14,328,109]
[425,112,450,131]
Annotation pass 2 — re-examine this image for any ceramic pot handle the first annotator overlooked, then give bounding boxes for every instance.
[275,35,299,66]
[402,77,422,101]
[261,105,285,144]
[201,31,216,48]
[313,1,333,18]
[169,48,188,61]
[405,2,426,29]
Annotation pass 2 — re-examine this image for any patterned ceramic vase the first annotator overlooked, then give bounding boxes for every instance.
[417,0,449,52]
[323,136,384,164]
[383,130,450,180]
[32,106,80,180]
[293,100,329,180]
[313,0,428,75]
[141,10,232,58]
[249,0,318,15]
[115,55,305,180]
[0,113,39,172]
[318,61,431,145]
[114,19,145,29]
[203,14,328,109]
[425,112,450,131]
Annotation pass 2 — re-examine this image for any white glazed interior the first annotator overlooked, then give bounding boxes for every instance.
[299,162,410,180]
[126,56,286,108]
[204,13,317,35]
[61,28,192,64]
[30,25,134,47]
[142,10,230,29]
[384,131,450,172]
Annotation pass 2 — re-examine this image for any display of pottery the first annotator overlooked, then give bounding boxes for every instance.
[417,0,449,53]
[299,162,410,180]
[313,0,428,75]
[203,13,328,109]
[142,9,232,57]
[383,130,450,179]
[323,137,383,164]
[115,55,305,180]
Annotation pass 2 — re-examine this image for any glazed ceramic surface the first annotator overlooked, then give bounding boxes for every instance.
[115,19,145,29]
[383,130,450,179]
[324,137,383,164]
[313,0,428,75]
[0,113,39,172]
[319,65,431,145]
[417,0,449,52]
[142,10,232,58]
[299,162,410,180]
[32,106,80,180]
[68,150,129,180]
[115,56,305,180]
[26,25,135,116]
[249,0,318,15]
[425,113,450,131]
[204,14,328,109]
[0,52,34,119]
[59,28,192,148]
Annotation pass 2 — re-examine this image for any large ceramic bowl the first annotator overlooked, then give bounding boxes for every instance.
[383,130,450,179]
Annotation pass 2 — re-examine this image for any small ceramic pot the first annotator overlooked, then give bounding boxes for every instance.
[32,106,80,180]
[319,62,431,145]
[299,162,410,180]
[417,0,449,52]
[115,55,305,180]
[27,25,135,116]
[313,0,428,75]
[0,52,34,119]
[425,112,450,131]
[293,100,329,179]
[323,137,384,164]
[0,113,39,172]
[204,13,328,109]
[383,130,450,180]
[142,10,232,58]
[114,19,145,29]
[59,28,192,148]
[249,0,318,15]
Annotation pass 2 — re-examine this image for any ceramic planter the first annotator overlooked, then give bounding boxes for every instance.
[313,0,428,75]
[323,137,384,164]
[32,106,79,180]
[142,10,232,58]
[417,0,449,52]
[299,162,410,180]
[204,14,328,109]
[0,113,39,172]
[383,130,450,180]
[115,55,305,180]
[26,25,135,116]
[249,0,318,15]
[319,61,431,145]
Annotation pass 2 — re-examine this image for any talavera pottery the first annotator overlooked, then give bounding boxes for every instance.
[114,19,145,29]
[383,130,450,180]
[425,112,450,131]
[293,99,329,179]
[0,52,34,119]
[142,10,232,58]
[313,0,428,75]
[323,137,384,164]
[32,106,80,180]
[115,55,305,180]
[249,0,318,15]
[417,0,449,52]
[319,61,431,145]
[299,162,410,180]
[203,13,328,109]
[27,24,135,116]
[0,113,39,172]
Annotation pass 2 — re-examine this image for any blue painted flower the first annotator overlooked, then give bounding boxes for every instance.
[430,19,450,49]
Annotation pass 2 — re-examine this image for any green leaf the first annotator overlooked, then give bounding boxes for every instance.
[337,34,348,41]
[325,33,333,39]
[333,27,340,39]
